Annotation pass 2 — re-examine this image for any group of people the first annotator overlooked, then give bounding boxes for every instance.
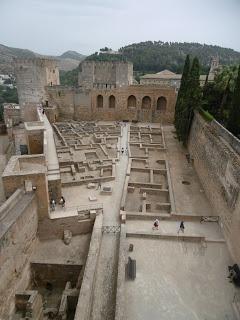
[121,147,128,156]
[152,219,185,233]
[50,196,65,211]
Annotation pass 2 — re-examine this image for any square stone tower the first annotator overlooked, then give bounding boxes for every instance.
[13,58,60,107]
[78,60,133,89]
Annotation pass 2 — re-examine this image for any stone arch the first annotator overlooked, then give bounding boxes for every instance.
[127,95,137,109]
[142,96,151,109]
[109,95,115,108]
[157,97,167,111]
[97,95,103,108]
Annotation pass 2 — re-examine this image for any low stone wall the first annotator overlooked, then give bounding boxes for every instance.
[0,189,38,317]
[74,213,103,320]
[188,113,240,262]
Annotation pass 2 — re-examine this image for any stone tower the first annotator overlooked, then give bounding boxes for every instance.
[209,56,220,75]
[78,60,133,89]
[13,58,60,107]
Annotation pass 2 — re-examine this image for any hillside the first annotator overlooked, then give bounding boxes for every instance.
[0,44,86,74]
[60,50,85,61]
[119,41,240,73]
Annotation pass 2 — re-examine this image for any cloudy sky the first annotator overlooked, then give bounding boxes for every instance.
[1,0,240,55]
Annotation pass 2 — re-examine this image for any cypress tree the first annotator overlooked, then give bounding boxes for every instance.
[227,65,240,137]
[174,55,190,138]
[181,57,201,145]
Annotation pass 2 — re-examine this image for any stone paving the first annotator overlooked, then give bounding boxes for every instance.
[122,124,238,320]
[125,238,235,320]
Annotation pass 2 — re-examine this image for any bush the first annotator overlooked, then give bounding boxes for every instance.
[199,108,214,122]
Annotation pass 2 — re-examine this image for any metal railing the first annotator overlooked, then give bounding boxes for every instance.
[102,225,121,234]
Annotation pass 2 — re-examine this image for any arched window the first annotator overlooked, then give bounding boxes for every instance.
[157,97,167,112]
[109,95,115,108]
[127,95,137,109]
[97,95,103,108]
[142,96,151,109]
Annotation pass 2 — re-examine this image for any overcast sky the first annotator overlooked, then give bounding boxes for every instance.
[1,0,240,55]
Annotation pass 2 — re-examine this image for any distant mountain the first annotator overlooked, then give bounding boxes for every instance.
[60,50,85,61]
[118,41,240,73]
[0,44,86,74]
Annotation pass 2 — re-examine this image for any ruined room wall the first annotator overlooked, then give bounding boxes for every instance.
[27,131,44,154]
[37,217,94,240]
[0,189,38,317]
[2,155,49,220]
[188,113,240,262]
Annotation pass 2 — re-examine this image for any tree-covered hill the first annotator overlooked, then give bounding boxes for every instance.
[117,41,240,74]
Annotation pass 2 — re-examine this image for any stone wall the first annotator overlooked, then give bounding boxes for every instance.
[0,189,38,317]
[188,113,240,262]
[47,85,177,124]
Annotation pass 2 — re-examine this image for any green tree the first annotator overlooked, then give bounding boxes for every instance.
[174,54,190,138]
[179,57,201,145]
[227,65,240,137]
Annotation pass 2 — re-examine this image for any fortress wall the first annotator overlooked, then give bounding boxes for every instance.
[188,113,240,262]
[47,85,177,124]
[0,189,38,317]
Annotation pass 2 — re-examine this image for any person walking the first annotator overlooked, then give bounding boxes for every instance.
[97,181,101,190]
[152,219,159,230]
[178,221,185,234]
[60,196,65,208]
[121,147,124,155]
[50,198,56,211]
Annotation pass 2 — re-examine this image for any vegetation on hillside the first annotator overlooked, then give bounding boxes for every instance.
[86,52,127,62]
[227,66,240,137]
[119,41,240,74]
[175,60,240,141]
[60,68,79,86]
[202,65,238,125]
[0,86,18,121]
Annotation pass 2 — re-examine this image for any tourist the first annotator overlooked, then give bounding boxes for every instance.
[97,181,101,190]
[125,147,128,155]
[50,198,56,211]
[152,219,159,230]
[59,196,65,208]
[178,221,185,234]
[121,147,124,155]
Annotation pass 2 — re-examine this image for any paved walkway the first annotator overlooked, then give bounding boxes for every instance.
[38,110,60,182]
[90,123,129,320]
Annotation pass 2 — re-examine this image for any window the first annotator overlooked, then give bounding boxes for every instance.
[127,95,136,108]
[157,97,167,112]
[97,95,103,108]
[109,95,115,108]
[142,96,151,109]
